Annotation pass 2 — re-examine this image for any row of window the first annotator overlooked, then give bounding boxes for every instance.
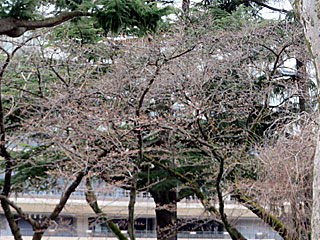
[13,214,223,235]
[22,187,152,199]
[89,217,223,233]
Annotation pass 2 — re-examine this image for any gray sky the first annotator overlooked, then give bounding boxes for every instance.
[173,0,292,19]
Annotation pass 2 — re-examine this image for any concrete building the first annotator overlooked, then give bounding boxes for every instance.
[0,186,282,240]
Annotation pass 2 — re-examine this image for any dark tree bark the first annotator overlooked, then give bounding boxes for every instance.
[128,172,138,240]
[182,0,190,11]
[150,189,177,240]
[296,59,308,112]
[249,0,288,13]
[0,11,90,37]
[216,158,246,240]
[29,171,86,240]
[143,153,247,240]
[1,201,22,240]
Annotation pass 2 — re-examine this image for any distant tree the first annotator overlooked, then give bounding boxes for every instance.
[175,11,310,239]
[0,2,311,240]
[0,31,131,240]
[94,7,309,239]
[249,114,314,239]
[0,34,89,240]
[0,1,171,239]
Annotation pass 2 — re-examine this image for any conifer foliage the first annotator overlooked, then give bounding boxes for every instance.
[0,0,171,37]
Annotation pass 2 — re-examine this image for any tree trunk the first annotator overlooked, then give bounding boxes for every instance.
[128,173,137,240]
[296,59,308,112]
[31,172,85,240]
[182,0,190,11]
[234,192,299,240]
[216,158,246,240]
[291,1,320,239]
[313,133,320,240]
[85,178,128,240]
[0,12,91,37]
[150,189,177,240]
[32,231,44,240]
[1,201,23,240]
[144,153,246,240]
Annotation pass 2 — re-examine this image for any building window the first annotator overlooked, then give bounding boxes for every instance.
[88,217,108,233]
[88,217,154,232]
[177,218,223,233]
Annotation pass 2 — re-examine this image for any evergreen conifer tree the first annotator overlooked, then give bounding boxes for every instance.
[0,0,171,37]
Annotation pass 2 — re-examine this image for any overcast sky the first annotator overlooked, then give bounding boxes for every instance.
[260,0,292,19]
[172,0,292,19]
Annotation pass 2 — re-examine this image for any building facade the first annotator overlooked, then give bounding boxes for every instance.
[0,187,282,240]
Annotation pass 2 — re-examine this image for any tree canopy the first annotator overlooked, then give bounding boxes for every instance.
[0,1,318,240]
[0,0,171,37]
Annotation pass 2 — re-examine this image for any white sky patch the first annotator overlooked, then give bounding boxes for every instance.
[259,0,292,19]
[279,57,296,74]
[173,0,202,8]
